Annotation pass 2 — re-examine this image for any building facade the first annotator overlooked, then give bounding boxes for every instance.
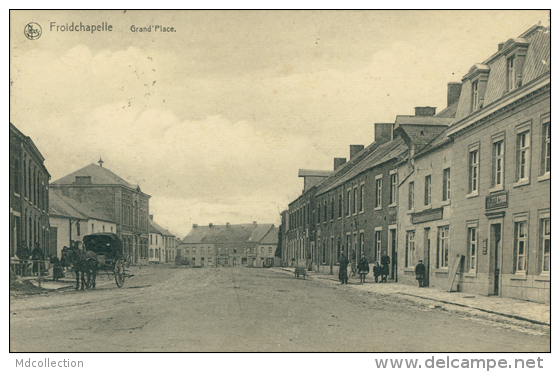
[9,123,51,258]
[50,162,151,265]
[149,215,176,264]
[446,25,550,302]
[178,222,278,267]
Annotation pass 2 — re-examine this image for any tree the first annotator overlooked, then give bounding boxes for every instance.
[275,224,283,258]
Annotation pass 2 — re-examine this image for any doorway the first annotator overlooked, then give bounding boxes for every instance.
[490,223,502,295]
[389,228,397,280]
[423,228,430,287]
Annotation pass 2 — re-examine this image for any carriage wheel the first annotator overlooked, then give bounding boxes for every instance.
[114,260,125,288]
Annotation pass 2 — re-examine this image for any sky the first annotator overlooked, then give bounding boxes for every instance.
[9,10,549,238]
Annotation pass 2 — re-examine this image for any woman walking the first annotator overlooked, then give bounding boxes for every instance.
[357,254,369,284]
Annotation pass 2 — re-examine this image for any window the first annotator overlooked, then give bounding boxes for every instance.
[492,140,504,187]
[375,230,382,262]
[317,204,321,224]
[507,56,516,91]
[269,247,272,254]
[542,116,550,175]
[442,168,451,201]
[540,217,550,274]
[346,234,352,256]
[424,175,431,206]
[375,177,382,209]
[467,227,477,272]
[323,200,327,222]
[359,184,365,212]
[261,247,264,254]
[514,221,528,273]
[390,173,397,205]
[359,232,364,258]
[515,131,530,183]
[471,80,479,112]
[347,189,351,216]
[185,248,189,255]
[408,182,414,210]
[437,226,449,269]
[322,240,326,264]
[331,197,335,220]
[338,194,342,218]
[353,187,358,214]
[469,149,479,194]
[76,222,81,237]
[193,248,196,255]
[406,231,415,268]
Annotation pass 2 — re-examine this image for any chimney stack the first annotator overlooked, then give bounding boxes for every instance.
[447,82,462,107]
[349,145,365,160]
[374,123,393,143]
[193,224,198,228]
[149,214,154,220]
[253,221,257,227]
[334,157,347,170]
[209,223,213,228]
[498,42,505,51]
[226,222,230,227]
[414,107,437,117]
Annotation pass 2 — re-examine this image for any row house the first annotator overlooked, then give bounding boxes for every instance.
[50,162,151,265]
[281,24,549,303]
[9,123,51,259]
[178,222,278,268]
[149,215,176,264]
[49,190,117,258]
[446,25,550,302]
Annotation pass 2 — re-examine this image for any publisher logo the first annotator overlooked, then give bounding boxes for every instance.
[24,22,42,40]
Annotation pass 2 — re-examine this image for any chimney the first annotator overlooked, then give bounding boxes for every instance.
[414,107,436,117]
[349,145,364,160]
[192,224,198,228]
[447,82,462,107]
[209,223,213,228]
[374,123,393,144]
[334,157,347,170]
[253,221,257,227]
[498,42,504,51]
[74,176,92,185]
[149,214,154,220]
[226,222,230,228]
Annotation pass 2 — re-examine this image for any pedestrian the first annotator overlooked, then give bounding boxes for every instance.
[373,261,382,283]
[50,255,64,282]
[32,243,44,276]
[338,251,349,284]
[380,250,390,283]
[16,241,30,276]
[415,260,426,287]
[357,254,369,284]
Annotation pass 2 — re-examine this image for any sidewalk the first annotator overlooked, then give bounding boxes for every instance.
[274,267,550,326]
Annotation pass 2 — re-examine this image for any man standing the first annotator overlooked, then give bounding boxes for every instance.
[415,260,426,287]
[338,251,349,284]
[380,250,390,283]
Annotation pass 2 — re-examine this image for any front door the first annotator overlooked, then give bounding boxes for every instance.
[424,228,430,287]
[201,257,205,267]
[490,223,502,295]
[390,228,397,280]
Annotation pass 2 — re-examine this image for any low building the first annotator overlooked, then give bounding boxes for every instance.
[49,190,117,258]
[178,222,278,267]
[149,215,176,264]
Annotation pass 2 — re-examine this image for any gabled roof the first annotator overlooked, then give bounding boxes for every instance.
[51,163,136,189]
[149,219,175,237]
[181,223,275,245]
[10,123,50,177]
[259,226,279,245]
[317,137,408,195]
[49,190,114,223]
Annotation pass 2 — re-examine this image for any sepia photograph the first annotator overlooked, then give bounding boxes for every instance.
[8,8,551,360]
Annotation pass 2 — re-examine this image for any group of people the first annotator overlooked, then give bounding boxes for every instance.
[14,242,65,281]
[338,250,391,285]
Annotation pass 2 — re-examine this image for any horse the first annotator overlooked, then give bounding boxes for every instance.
[62,246,99,290]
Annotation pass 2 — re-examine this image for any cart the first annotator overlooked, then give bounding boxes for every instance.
[82,233,132,288]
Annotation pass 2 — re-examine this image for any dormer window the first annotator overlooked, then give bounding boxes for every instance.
[507,56,516,91]
[471,80,479,112]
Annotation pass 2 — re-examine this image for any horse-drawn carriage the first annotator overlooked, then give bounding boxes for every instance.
[63,233,132,290]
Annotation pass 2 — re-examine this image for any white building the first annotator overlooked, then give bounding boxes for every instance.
[149,216,176,264]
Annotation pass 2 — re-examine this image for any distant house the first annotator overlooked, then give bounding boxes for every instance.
[9,123,51,258]
[50,162,151,265]
[149,215,176,264]
[49,190,116,258]
[178,222,278,267]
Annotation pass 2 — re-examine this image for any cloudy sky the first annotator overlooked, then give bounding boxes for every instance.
[9,10,548,237]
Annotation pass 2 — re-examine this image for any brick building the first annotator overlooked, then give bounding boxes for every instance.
[50,162,151,265]
[446,25,550,302]
[9,123,51,258]
[178,222,278,267]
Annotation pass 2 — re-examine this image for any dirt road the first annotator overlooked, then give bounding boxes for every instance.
[10,266,550,352]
